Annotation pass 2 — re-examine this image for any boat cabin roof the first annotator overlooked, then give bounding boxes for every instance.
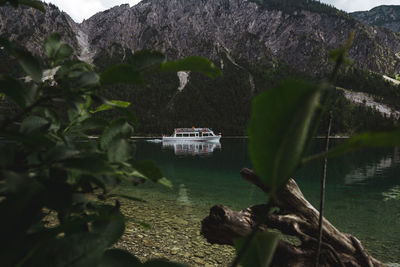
[174,128,212,133]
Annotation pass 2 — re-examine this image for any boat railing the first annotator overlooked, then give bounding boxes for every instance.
[174,128,212,133]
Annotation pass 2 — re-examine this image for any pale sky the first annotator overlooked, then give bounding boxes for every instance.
[43,0,141,22]
[45,0,400,23]
[320,0,400,12]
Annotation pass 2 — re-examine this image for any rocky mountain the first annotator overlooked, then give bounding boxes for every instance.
[1,0,400,134]
[351,5,400,33]
[80,0,400,76]
[2,1,400,76]
[0,3,79,59]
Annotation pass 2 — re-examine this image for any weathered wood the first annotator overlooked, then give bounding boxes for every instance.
[201,168,383,267]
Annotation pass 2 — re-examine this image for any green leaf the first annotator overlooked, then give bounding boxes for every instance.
[157,177,173,189]
[129,50,165,70]
[0,38,42,81]
[100,249,142,267]
[20,116,50,135]
[248,79,320,194]
[91,100,131,114]
[45,33,61,60]
[0,172,44,250]
[76,175,107,192]
[329,127,400,155]
[19,0,46,12]
[43,108,61,132]
[76,71,100,88]
[55,43,73,63]
[92,207,125,247]
[303,127,400,164]
[64,156,114,174]
[55,60,93,81]
[42,179,73,211]
[329,48,353,65]
[329,48,345,63]
[27,232,105,267]
[100,119,133,150]
[233,231,280,267]
[0,74,26,108]
[160,56,222,79]
[100,64,143,85]
[0,132,54,148]
[107,138,131,162]
[26,213,124,267]
[44,145,79,163]
[79,117,110,131]
[133,160,164,183]
[117,107,138,126]
[17,49,42,82]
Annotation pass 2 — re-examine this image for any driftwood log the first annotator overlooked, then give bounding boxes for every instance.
[201,168,383,267]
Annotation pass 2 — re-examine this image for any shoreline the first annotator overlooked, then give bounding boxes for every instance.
[125,136,351,139]
[115,187,235,266]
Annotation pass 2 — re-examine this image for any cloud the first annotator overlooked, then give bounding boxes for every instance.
[320,0,400,12]
[44,0,141,22]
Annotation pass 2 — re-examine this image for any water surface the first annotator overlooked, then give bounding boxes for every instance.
[130,138,400,263]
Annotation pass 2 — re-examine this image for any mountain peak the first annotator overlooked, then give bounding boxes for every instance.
[351,5,400,33]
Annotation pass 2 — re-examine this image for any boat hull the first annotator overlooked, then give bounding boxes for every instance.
[162,136,221,142]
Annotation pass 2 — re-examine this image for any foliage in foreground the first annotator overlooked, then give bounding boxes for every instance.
[0,2,220,266]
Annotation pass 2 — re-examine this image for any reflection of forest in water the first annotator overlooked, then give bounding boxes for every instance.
[300,141,400,188]
[298,142,400,263]
[343,147,400,185]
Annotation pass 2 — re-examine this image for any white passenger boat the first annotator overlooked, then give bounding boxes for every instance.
[162,128,221,142]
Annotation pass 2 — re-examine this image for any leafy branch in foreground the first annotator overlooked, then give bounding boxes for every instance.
[0,28,220,267]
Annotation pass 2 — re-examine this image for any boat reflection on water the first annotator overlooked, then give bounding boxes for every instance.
[162,140,221,157]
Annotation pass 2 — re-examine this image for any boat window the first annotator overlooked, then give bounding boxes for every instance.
[176,134,183,137]
[183,134,189,137]
[189,133,195,137]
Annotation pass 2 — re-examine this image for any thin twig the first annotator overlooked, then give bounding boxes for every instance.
[315,111,333,267]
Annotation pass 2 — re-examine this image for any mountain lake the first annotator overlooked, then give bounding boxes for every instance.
[116,138,400,265]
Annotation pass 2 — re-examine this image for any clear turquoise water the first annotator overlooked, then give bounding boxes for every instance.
[132,138,400,263]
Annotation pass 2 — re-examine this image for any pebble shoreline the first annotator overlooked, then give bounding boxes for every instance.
[115,188,236,266]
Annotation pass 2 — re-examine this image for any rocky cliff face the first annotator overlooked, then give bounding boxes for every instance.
[351,5,400,33]
[0,3,79,60]
[79,0,400,76]
[2,1,400,76]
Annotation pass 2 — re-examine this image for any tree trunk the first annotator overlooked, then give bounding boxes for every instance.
[201,168,383,267]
